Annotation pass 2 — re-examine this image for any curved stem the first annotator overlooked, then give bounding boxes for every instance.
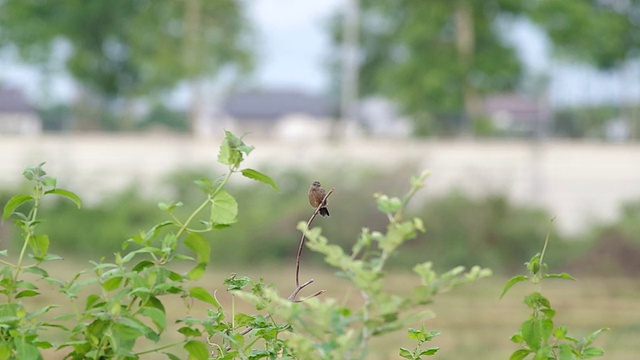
[291,188,334,299]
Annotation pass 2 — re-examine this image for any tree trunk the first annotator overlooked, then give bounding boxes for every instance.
[184,0,203,135]
[455,0,483,133]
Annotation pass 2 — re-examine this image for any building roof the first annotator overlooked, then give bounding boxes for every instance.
[223,90,331,121]
[0,88,33,113]
[484,94,546,119]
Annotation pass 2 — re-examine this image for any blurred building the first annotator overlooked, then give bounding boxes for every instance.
[0,87,42,135]
[484,93,551,137]
[221,89,333,139]
[358,97,412,137]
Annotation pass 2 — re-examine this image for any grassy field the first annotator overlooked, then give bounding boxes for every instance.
[22,261,640,359]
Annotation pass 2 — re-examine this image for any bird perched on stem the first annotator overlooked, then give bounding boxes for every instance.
[308,181,330,217]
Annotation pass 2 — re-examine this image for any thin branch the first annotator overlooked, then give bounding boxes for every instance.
[290,187,335,301]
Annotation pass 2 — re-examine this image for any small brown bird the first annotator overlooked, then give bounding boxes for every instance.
[308,180,330,217]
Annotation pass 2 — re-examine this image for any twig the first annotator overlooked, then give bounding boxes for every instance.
[289,187,335,301]
[224,190,335,349]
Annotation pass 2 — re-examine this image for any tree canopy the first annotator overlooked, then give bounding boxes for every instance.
[528,0,640,69]
[0,0,253,129]
[330,0,640,136]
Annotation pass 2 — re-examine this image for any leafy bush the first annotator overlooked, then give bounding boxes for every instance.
[0,131,491,359]
[502,233,609,359]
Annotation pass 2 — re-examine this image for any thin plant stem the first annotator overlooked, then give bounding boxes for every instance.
[291,188,334,300]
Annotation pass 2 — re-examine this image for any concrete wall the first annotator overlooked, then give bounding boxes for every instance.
[2,134,640,235]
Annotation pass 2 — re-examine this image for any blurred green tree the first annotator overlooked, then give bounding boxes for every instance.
[0,0,253,131]
[528,0,640,70]
[529,0,640,140]
[329,0,526,136]
[331,1,640,137]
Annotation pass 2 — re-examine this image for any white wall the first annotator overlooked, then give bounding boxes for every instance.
[1,134,639,235]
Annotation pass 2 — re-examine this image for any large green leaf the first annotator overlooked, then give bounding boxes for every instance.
[500,275,529,299]
[45,189,82,208]
[184,340,208,360]
[241,168,278,190]
[2,194,33,220]
[210,190,238,225]
[189,287,220,307]
[184,233,210,264]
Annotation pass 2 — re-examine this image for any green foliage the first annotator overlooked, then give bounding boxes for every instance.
[0,0,253,129]
[502,233,609,359]
[399,327,440,359]
[417,192,565,274]
[0,130,611,359]
[0,162,80,359]
[0,132,276,359]
[135,104,189,132]
[552,106,620,139]
[37,103,73,132]
[229,171,492,359]
[330,0,524,134]
[527,0,640,69]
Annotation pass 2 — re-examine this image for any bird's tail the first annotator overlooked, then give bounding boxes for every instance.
[319,207,330,217]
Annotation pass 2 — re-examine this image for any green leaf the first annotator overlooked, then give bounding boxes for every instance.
[184,340,209,360]
[184,233,210,264]
[102,276,123,291]
[178,326,202,337]
[140,306,166,333]
[544,273,576,281]
[14,341,42,360]
[115,315,159,341]
[540,318,554,343]
[375,194,403,214]
[210,190,238,225]
[224,130,254,154]
[558,343,575,360]
[583,327,610,347]
[500,275,529,299]
[218,131,253,167]
[582,347,605,358]
[189,287,220,307]
[398,348,413,359]
[217,138,233,165]
[29,234,49,258]
[3,194,33,220]
[16,289,40,298]
[526,253,541,275]
[224,274,251,291]
[553,325,568,340]
[240,168,278,190]
[25,266,49,277]
[533,345,551,360]
[194,178,214,194]
[522,318,541,351]
[40,176,57,188]
[509,349,532,360]
[23,163,46,181]
[420,347,439,356]
[158,201,183,212]
[187,263,207,281]
[44,189,82,208]
[163,352,182,360]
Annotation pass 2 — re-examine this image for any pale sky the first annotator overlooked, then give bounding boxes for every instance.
[0,0,637,107]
